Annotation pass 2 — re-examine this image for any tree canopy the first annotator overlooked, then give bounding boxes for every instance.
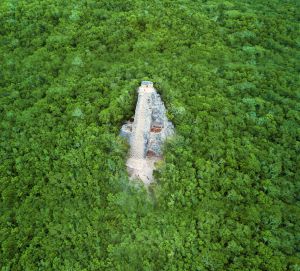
[0,0,299,270]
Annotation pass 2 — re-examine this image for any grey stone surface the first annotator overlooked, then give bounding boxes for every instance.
[120,122,132,142]
[141,81,153,87]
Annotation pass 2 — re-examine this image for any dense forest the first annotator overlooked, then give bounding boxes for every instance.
[0,0,299,270]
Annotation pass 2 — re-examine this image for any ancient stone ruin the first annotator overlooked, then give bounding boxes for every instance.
[120,81,174,185]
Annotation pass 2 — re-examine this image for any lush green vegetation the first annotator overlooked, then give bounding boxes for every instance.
[1,0,299,270]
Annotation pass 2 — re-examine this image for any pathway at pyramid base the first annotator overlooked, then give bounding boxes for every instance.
[121,81,174,185]
[126,157,160,185]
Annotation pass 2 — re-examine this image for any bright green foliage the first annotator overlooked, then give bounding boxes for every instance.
[0,0,299,270]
